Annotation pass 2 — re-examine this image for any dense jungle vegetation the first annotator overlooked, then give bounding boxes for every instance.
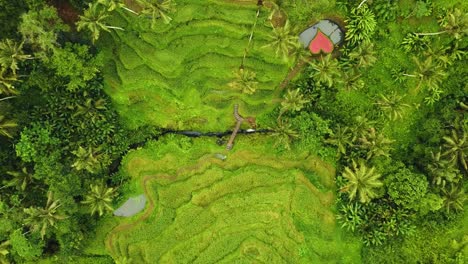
[0,0,466,263]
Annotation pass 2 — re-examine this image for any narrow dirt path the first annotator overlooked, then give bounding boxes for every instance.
[274,57,312,98]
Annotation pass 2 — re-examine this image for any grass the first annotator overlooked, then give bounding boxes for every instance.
[98,0,292,131]
[98,135,361,263]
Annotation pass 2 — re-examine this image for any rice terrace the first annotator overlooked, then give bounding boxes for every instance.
[0,0,466,264]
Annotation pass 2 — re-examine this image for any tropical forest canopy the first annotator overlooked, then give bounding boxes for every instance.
[0,0,467,263]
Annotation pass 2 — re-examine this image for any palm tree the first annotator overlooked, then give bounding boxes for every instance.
[0,69,18,95]
[345,5,377,45]
[228,68,258,95]
[359,127,394,160]
[404,57,446,93]
[441,184,466,214]
[97,0,138,14]
[348,42,377,68]
[24,192,67,240]
[339,70,365,91]
[76,3,124,43]
[5,167,33,191]
[375,92,410,120]
[82,183,117,216]
[0,39,31,75]
[427,149,460,188]
[0,240,10,264]
[309,55,341,87]
[136,0,175,29]
[71,146,103,174]
[325,124,353,155]
[415,8,467,40]
[341,159,383,203]
[401,33,429,53]
[263,20,300,61]
[270,121,299,150]
[279,89,308,119]
[350,115,375,141]
[442,128,468,171]
[0,115,17,139]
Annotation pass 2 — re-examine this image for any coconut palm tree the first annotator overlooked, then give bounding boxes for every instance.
[0,69,18,95]
[404,57,446,93]
[0,39,31,75]
[415,8,467,40]
[340,70,365,91]
[97,0,138,14]
[341,159,383,203]
[401,33,430,53]
[228,68,258,95]
[24,192,67,240]
[375,92,410,121]
[442,128,468,171]
[325,124,353,155]
[76,2,124,43]
[279,89,308,119]
[5,167,33,191]
[82,183,117,216]
[71,146,103,174]
[358,127,394,160]
[263,20,300,61]
[441,184,466,214]
[309,55,341,87]
[427,149,461,188]
[351,115,375,141]
[348,42,377,68]
[270,121,299,150]
[0,115,17,139]
[136,0,175,28]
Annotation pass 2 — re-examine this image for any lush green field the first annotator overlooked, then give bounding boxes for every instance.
[99,0,291,131]
[95,135,361,263]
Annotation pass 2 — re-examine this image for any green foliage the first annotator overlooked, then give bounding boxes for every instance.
[19,6,68,56]
[49,43,103,91]
[385,168,429,210]
[345,5,377,46]
[9,229,42,261]
[15,124,60,163]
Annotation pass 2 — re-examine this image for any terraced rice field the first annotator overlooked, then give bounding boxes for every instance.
[99,0,291,131]
[105,136,361,263]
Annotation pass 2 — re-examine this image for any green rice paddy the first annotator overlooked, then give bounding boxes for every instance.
[89,1,362,263]
[102,136,361,263]
[100,0,291,131]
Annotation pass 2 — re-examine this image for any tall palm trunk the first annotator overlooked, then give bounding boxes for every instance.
[415,31,448,36]
[241,6,262,67]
